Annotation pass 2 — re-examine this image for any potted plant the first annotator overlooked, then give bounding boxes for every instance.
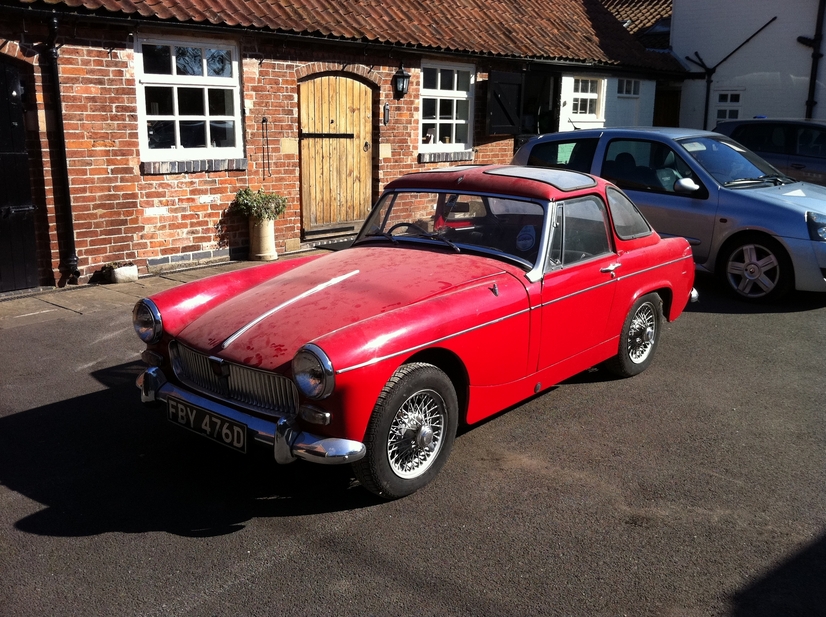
[101,260,138,283]
[232,187,288,261]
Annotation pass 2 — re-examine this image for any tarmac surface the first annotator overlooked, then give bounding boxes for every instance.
[1,254,825,616]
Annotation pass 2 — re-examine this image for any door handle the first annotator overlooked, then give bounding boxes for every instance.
[791,163,805,170]
[600,263,621,278]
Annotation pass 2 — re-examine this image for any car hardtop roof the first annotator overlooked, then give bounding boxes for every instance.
[527,126,723,141]
[383,164,599,199]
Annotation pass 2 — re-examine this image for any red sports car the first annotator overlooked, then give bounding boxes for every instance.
[134,165,697,499]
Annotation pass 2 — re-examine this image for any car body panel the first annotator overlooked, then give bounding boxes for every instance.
[512,128,826,293]
[134,164,696,481]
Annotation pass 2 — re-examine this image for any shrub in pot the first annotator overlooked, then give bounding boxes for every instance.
[232,188,288,261]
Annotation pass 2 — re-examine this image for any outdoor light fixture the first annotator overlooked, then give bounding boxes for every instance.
[393,64,411,99]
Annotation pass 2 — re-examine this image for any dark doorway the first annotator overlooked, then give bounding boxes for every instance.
[0,59,38,292]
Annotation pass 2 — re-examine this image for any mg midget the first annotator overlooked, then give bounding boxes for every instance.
[133,165,697,499]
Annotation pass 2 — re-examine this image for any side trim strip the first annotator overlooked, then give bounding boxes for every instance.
[222,270,360,349]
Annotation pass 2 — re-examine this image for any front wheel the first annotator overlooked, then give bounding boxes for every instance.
[353,363,458,499]
[719,235,792,301]
[605,293,662,378]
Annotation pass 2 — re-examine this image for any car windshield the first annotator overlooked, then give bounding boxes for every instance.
[678,136,792,187]
[353,190,547,269]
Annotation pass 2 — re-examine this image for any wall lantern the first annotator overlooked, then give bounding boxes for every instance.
[393,65,411,99]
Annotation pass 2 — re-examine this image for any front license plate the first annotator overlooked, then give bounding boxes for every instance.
[167,397,247,453]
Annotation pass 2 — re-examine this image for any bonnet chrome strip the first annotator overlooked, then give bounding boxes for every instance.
[221,270,360,349]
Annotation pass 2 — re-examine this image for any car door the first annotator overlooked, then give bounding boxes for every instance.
[538,194,618,372]
[597,137,719,264]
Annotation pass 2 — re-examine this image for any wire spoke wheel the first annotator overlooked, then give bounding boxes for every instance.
[354,363,458,499]
[627,301,657,364]
[387,389,446,479]
[605,293,662,378]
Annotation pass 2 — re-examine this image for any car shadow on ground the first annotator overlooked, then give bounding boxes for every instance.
[686,272,826,315]
[729,531,826,617]
[0,361,382,538]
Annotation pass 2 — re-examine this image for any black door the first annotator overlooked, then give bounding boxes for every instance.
[0,60,38,292]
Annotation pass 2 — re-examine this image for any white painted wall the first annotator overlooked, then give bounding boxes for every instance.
[557,74,656,132]
[672,0,826,128]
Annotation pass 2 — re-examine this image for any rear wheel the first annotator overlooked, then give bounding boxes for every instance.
[719,235,792,301]
[605,293,662,378]
[353,363,458,499]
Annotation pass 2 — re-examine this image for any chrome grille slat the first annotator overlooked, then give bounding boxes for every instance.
[171,342,298,417]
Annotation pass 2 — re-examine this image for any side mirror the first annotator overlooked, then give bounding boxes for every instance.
[674,178,701,194]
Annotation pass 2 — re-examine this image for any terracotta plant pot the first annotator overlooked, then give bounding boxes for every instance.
[249,217,278,261]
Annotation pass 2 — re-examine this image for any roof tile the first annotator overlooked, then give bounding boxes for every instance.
[14,0,681,70]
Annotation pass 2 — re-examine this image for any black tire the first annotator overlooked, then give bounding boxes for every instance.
[718,234,793,302]
[353,363,458,499]
[605,293,663,378]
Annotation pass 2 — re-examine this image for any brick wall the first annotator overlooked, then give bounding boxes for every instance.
[1,16,516,287]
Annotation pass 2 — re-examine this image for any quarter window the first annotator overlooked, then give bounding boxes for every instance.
[420,63,474,150]
[136,37,243,162]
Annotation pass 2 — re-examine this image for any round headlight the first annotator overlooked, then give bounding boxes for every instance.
[292,344,334,400]
[132,299,163,344]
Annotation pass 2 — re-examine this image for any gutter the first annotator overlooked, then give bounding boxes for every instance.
[798,0,826,118]
[42,16,80,282]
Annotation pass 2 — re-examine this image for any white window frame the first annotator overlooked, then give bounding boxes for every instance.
[571,77,602,117]
[418,61,475,153]
[135,35,243,163]
[715,90,742,121]
[617,78,641,97]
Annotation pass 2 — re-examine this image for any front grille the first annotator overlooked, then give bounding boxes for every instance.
[170,342,298,417]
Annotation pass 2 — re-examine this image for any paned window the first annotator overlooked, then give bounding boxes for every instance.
[420,62,474,150]
[136,37,243,162]
[617,79,641,96]
[572,78,600,115]
[716,92,741,121]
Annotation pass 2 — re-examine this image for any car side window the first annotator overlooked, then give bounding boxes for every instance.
[527,138,598,173]
[731,124,788,154]
[794,126,826,158]
[546,195,612,271]
[602,139,695,194]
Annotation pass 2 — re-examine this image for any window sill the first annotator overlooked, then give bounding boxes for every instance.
[140,158,248,175]
[417,150,474,164]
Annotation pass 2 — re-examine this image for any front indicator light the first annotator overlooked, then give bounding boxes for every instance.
[292,344,335,400]
[133,299,163,344]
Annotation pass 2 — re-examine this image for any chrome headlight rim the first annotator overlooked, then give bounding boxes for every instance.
[291,343,335,400]
[133,298,163,344]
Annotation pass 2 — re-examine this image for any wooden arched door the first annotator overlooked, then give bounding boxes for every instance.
[299,74,373,235]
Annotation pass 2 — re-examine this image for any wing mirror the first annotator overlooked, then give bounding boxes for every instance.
[674,178,701,193]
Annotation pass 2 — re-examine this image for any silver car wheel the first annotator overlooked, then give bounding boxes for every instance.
[627,301,657,364]
[387,389,446,479]
[725,242,780,299]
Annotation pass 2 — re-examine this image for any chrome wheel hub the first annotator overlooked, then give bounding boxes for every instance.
[387,390,445,479]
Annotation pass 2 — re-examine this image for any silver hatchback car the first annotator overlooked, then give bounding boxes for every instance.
[512,127,826,301]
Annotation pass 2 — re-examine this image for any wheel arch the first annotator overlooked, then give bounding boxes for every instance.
[405,347,470,423]
[713,229,795,280]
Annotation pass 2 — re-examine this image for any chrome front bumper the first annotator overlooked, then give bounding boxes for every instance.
[690,287,699,302]
[136,367,365,465]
